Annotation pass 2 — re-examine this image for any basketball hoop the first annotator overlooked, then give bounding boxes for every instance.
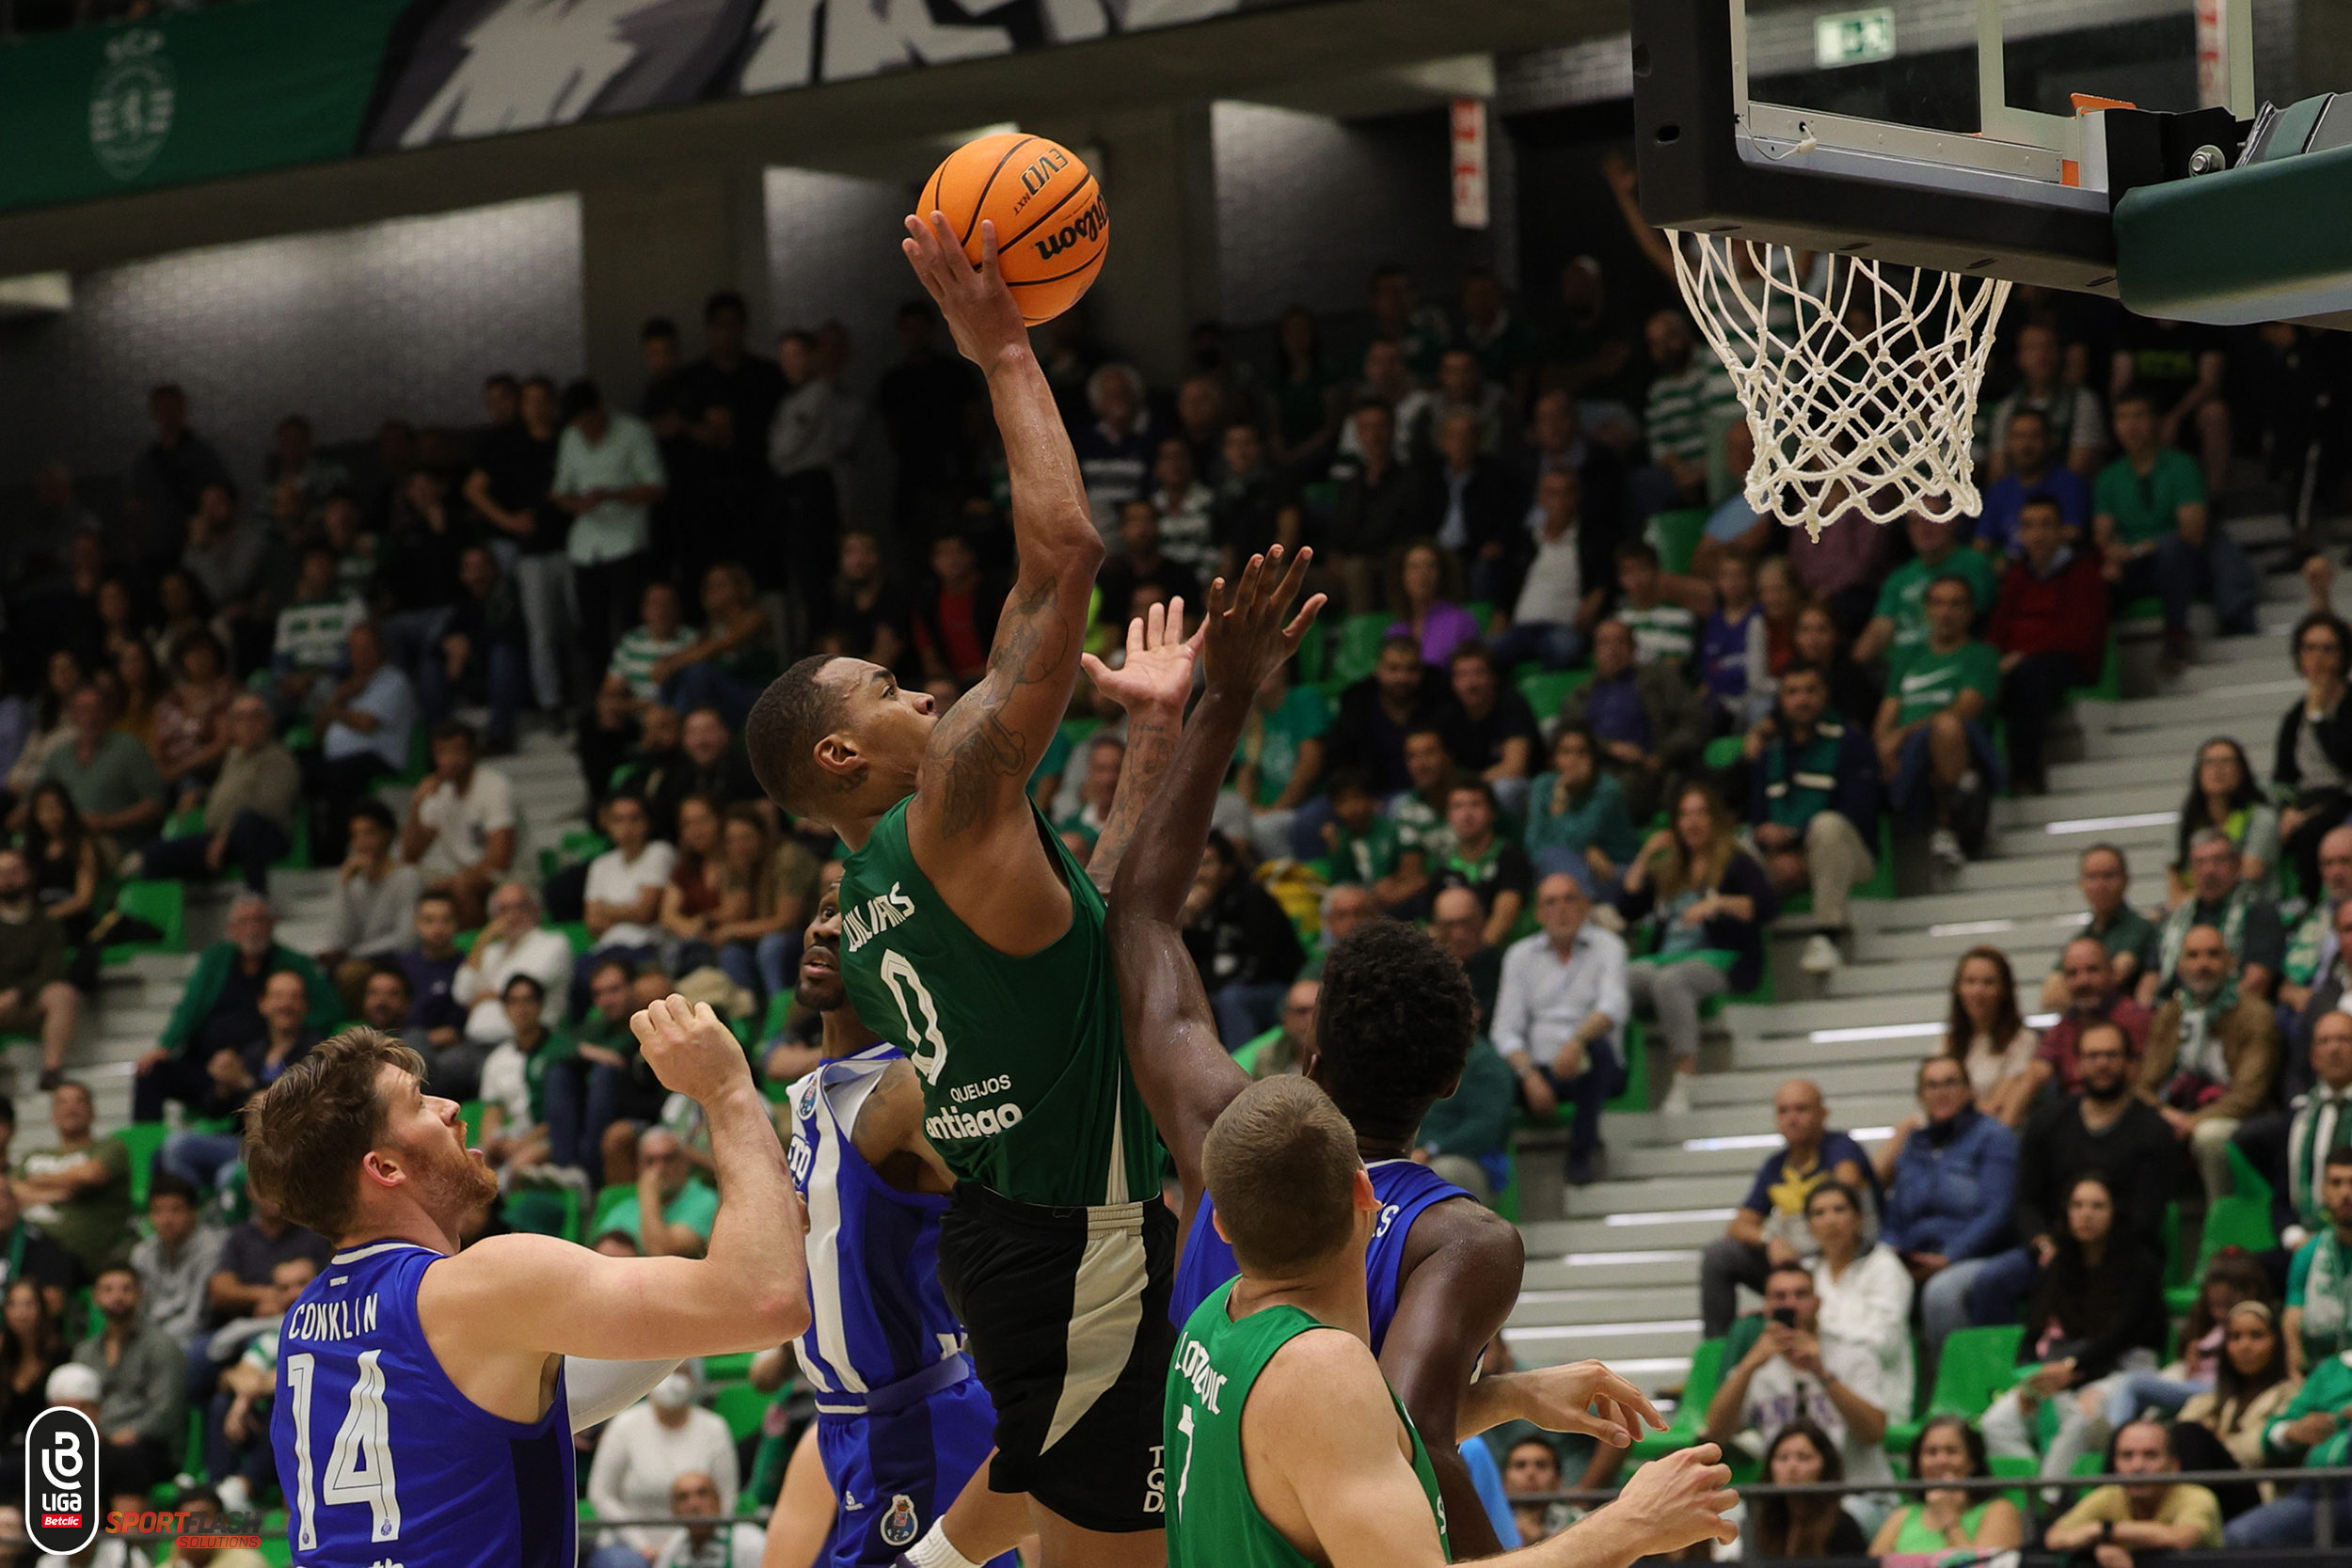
[1673,235,2012,540]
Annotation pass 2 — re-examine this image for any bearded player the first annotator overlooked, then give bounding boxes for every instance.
[250,1004,803,1567]
[745,212,1196,1568]
[777,876,1028,1568]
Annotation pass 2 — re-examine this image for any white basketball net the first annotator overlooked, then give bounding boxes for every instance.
[1673,234,2013,539]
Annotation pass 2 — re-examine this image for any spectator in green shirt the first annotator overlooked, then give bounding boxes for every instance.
[1225,661,1328,863]
[13,1080,134,1276]
[1320,769,1427,915]
[30,684,166,853]
[2094,387,2259,669]
[1875,575,2000,870]
[607,1125,720,1259]
[1852,511,1999,666]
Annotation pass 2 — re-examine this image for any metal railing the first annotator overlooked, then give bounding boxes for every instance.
[1527,1465,2352,1549]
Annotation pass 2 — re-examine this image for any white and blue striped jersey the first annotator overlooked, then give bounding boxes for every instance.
[270,1239,574,1568]
[787,1044,967,1400]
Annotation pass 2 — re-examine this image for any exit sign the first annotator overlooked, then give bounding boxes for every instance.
[1815,6,1896,69]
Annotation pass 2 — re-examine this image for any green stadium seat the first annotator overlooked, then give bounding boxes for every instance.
[703,1352,755,1382]
[1518,668,1591,724]
[103,879,184,966]
[558,922,593,957]
[713,1382,771,1444]
[1606,1018,1650,1113]
[1645,509,1709,576]
[2169,1191,2280,1315]
[1333,613,1393,686]
[116,1122,169,1209]
[1927,1323,2024,1418]
[590,1183,634,1239]
[1464,600,1496,635]
[1702,734,1744,772]
[1628,1336,1724,1462]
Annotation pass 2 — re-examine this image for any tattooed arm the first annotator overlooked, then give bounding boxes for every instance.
[898,210,1105,949]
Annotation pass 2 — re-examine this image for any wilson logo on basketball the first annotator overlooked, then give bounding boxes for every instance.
[1032,198,1106,261]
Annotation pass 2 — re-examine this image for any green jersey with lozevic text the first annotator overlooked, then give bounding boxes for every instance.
[836,797,1161,1207]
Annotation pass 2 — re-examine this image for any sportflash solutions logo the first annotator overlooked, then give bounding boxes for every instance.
[27,1405,99,1556]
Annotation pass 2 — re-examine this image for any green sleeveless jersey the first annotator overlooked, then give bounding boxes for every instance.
[836,797,1161,1207]
[1165,1282,1450,1568]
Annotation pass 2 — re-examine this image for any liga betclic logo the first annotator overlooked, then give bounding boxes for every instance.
[26,1405,99,1556]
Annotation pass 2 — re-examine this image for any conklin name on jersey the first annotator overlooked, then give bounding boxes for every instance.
[836,800,1161,1209]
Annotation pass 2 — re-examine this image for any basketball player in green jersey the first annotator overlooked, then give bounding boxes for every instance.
[1167,1075,1741,1568]
[745,211,1197,1568]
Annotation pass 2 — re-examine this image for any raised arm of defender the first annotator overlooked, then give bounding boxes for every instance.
[1107,550,1325,1209]
[898,214,1102,886]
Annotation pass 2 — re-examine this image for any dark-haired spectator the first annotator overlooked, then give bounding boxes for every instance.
[1978,406,2093,558]
[1318,771,1427,916]
[319,492,379,605]
[71,1265,186,1499]
[635,705,765,843]
[1695,549,1770,731]
[1988,322,2106,481]
[655,562,778,732]
[1620,784,1775,1117]
[1747,1420,1871,1558]
[1521,388,1627,549]
[1433,644,1539,821]
[207,1190,329,1330]
[2170,737,2278,904]
[2279,825,2352,1019]
[157,970,318,1193]
[2137,922,2279,1200]
[659,293,778,582]
[2282,1145,2352,1372]
[605,580,697,715]
[356,964,432,1062]
[318,800,421,1012]
[1704,1262,1898,1508]
[1321,633,1446,801]
[1990,498,2109,794]
[1981,1174,2168,1481]
[396,894,473,1067]
[1097,502,1203,628]
[1501,1434,1568,1546]
[1610,540,1698,671]
[401,720,515,929]
[555,378,666,690]
[1434,783,1533,947]
[478,973,580,1178]
[0,1182,73,1324]
[1365,264,1453,386]
[1630,310,1737,517]
[182,483,273,670]
[1804,1178,1915,1417]
[2097,387,2257,670]
[257,545,365,725]
[1942,945,2040,1127]
[2045,1419,2223,1559]
[466,372,571,715]
[302,620,416,864]
[1183,831,1305,1049]
[575,794,673,1001]
[1150,435,1218,581]
[36,684,164,853]
[1524,724,1643,900]
[2034,934,2155,1100]
[913,532,1005,695]
[813,530,914,679]
[567,957,672,1185]
[19,785,97,977]
[0,850,77,1091]
[1056,732,1122,850]
[1460,270,1540,407]
[711,804,817,1006]
[2150,828,2282,1005]
[1384,727,1459,870]
[1790,600,1880,729]
[375,466,474,680]
[1072,362,1156,539]
[770,327,853,609]
[138,895,338,1123]
[1222,661,1327,864]
[1964,1022,2176,1327]
[2178,1299,2300,1481]
[2111,315,2232,496]
[125,385,231,573]
[1211,421,1303,576]
[1744,659,1881,974]
[1875,1057,2018,1350]
[1494,874,1627,1185]
[135,695,298,894]
[14,1080,133,1277]
[421,545,527,754]
[1327,402,1423,615]
[1788,483,1892,639]
[1418,409,1521,602]
[127,1175,221,1345]
[1489,467,1607,673]
[1853,512,1998,669]
[1390,522,1499,679]
[2036,845,2161,1011]
[151,629,238,798]
[2274,610,2352,899]
[1265,305,1343,470]
[1870,1416,2026,1557]
[1559,618,1708,824]
[1874,574,1998,868]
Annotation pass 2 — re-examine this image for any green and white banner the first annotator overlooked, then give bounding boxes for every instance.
[0,0,1301,216]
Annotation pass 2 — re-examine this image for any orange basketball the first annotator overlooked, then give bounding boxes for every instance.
[919,132,1106,325]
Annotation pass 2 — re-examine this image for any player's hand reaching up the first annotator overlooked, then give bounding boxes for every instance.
[630,994,754,1106]
[1083,596,1203,716]
[902,211,1028,369]
[1202,546,1327,703]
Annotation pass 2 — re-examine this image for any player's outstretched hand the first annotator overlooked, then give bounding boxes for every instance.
[1202,546,1327,702]
[630,994,754,1106]
[901,211,1026,369]
[1606,1442,1740,1553]
[1082,595,1203,716]
[1498,1358,1664,1448]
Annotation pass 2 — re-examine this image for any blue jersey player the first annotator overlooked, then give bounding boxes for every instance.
[784,878,1029,1568]
[248,1003,807,1567]
[1106,550,1620,1559]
